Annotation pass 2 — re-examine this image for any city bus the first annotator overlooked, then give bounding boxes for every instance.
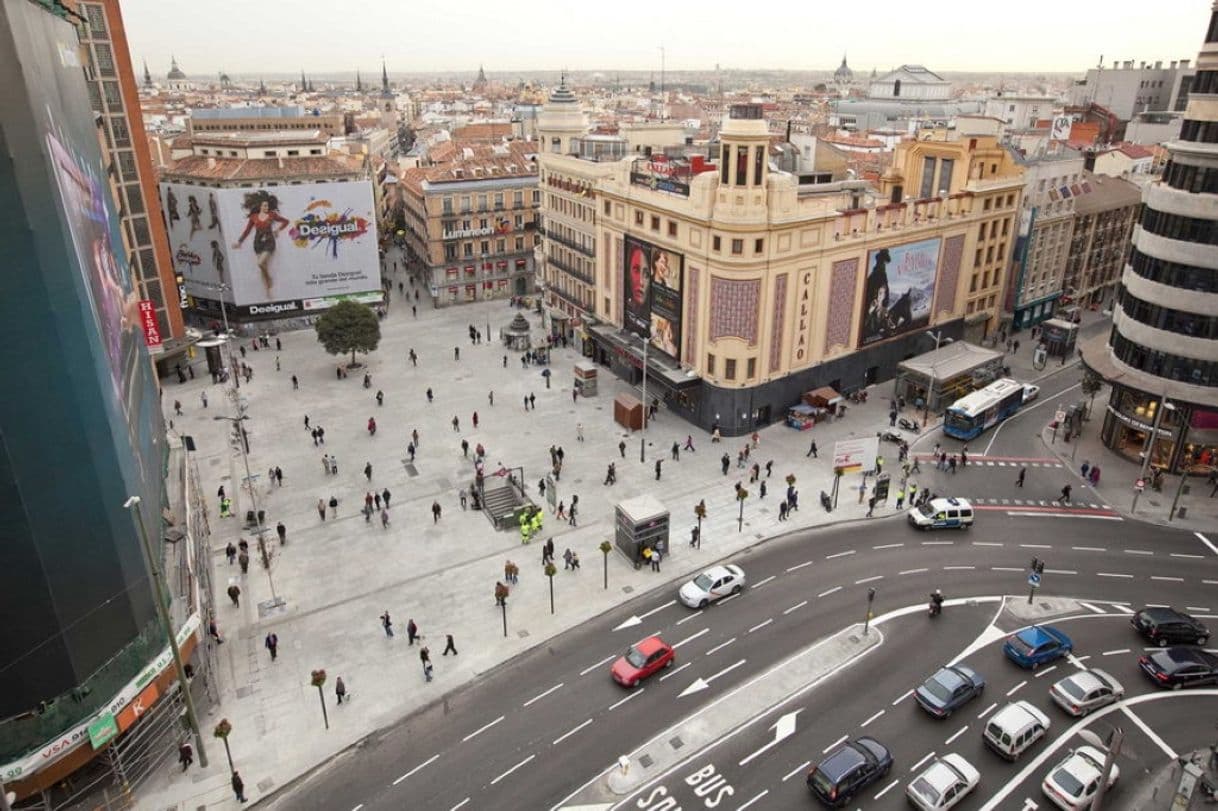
[943,378,1028,440]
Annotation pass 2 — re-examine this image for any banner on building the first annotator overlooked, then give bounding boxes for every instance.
[623,235,683,359]
[137,300,162,347]
[859,237,941,347]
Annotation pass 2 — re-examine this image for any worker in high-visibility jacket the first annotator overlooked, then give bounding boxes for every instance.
[530,509,543,538]
[219,497,232,518]
[519,511,532,544]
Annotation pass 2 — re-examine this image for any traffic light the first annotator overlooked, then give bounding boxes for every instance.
[1030,558,1046,575]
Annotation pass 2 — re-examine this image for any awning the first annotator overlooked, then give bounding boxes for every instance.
[804,386,843,407]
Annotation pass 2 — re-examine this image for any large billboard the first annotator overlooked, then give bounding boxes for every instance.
[860,237,941,346]
[624,235,683,359]
[160,181,381,309]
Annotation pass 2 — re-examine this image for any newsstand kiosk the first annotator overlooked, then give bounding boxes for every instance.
[615,494,670,569]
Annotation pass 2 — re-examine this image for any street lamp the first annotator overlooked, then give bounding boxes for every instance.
[1131,391,1173,514]
[1076,725,1123,811]
[124,496,209,768]
[213,415,282,607]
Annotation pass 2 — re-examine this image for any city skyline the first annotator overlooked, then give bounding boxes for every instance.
[123,0,1211,78]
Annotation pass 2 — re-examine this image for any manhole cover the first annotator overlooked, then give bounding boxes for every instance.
[669,736,684,750]
[639,754,655,768]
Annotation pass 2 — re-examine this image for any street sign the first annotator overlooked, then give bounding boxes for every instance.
[1027,572,1041,588]
[1135,478,1146,492]
[88,713,118,749]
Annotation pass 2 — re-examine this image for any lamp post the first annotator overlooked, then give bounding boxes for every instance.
[1077,725,1123,811]
[863,587,876,635]
[213,415,282,607]
[123,496,209,768]
[1131,390,1172,514]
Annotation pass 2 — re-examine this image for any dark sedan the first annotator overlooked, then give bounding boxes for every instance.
[1131,607,1209,647]
[807,737,893,807]
[1139,647,1218,690]
[915,664,986,718]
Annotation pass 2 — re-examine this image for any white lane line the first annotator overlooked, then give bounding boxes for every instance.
[748,619,774,633]
[659,662,691,682]
[753,575,776,589]
[1047,569,1077,575]
[823,734,848,754]
[944,565,976,571]
[909,751,936,772]
[784,600,809,615]
[673,628,711,649]
[449,800,469,811]
[1205,580,1218,586]
[1120,705,1177,758]
[992,566,1023,572]
[1172,553,1204,559]
[1152,576,1185,583]
[873,543,904,550]
[1126,549,1153,556]
[1007,680,1028,696]
[676,611,704,626]
[579,655,615,676]
[922,541,954,546]
[523,683,564,707]
[826,550,855,559]
[736,790,769,810]
[552,718,593,745]
[1186,607,1211,613]
[1097,572,1134,579]
[1021,543,1052,549]
[393,753,439,785]
[892,689,914,706]
[873,778,900,799]
[639,600,678,620]
[1147,603,1170,608]
[609,690,644,711]
[352,806,364,811]
[900,568,929,576]
[944,725,969,745]
[707,659,747,684]
[787,560,814,572]
[1196,532,1218,556]
[705,637,737,657]
[1103,649,1131,656]
[1072,546,1106,552]
[818,586,842,598]
[462,716,504,742]
[490,754,535,785]
[860,709,885,727]
[1034,665,1058,679]
[782,760,812,782]
[973,541,1004,547]
[977,702,997,720]
[856,575,883,584]
[719,593,741,605]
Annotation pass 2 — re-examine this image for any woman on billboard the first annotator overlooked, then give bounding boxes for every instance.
[187,194,203,238]
[233,191,290,299]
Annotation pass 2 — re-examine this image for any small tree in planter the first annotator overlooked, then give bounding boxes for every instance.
[311,669,330,730]
[213,718,234,771]
[599,540,612,590]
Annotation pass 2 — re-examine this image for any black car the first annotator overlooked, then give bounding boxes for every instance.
[1131,607,1209,646]
[1139,647,1218,689]
[807,737,893,806]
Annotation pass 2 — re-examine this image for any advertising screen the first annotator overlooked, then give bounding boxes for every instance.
[623,235,683,359]
[161,181,381,309]
[859,237,941,346]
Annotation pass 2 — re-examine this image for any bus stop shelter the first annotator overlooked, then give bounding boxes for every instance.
[894,342,1005,417]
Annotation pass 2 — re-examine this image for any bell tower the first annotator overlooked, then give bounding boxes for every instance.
[715,103,770,222]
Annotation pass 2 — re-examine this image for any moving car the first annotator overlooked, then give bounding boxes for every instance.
[1131,606,1210,646]
[1041,745,1119,810]
[1049,669,1124,716]
[1003,625,1073,669]
[610,635,674,687]
[807,737,892,807]
[1022,384,1040,402]
[908,497,975,531]
[983,701,1050,760]
[1138,647,1218,690]
[915,665,985,718]
[678,564,746,609]
[906,753,981,811]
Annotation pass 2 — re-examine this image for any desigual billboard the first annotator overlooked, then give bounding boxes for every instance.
[161,181,381,308]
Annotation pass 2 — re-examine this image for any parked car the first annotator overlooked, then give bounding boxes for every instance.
[1022,384,1041,402]
[807,737,892,807]
[1131,607,1209,646]
[906,753,981,811]
[915,665,985,718]
[1041,745,1119,810]
[1049,669,1124,716]
[1003,625,1073,669]
[1138,647,1218,690]
[678,564,746,609]
[610,635,674,687]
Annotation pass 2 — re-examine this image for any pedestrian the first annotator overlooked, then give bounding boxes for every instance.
[650,548,662,572]
[751,431,760,448]
[238,551,249,573]
[712,427,722,443]
[948,456,957,474]
[568,503,578,526]
[227,583,241,606]
[765,460,773,478]
[563,548,574,569]
[409,348,418,366]
[1081,461,1091,479]
[412,428,420,447]
[208,617,223,644]
[642,546,653,568]
[556,500,566,520]
[684,434,696,452]
[807,440,818,458]
[264,632,279,661]
[895,488,905,510]
[889,408,897,427]
[427,388,434,403]
[788,488,799,511]
[329,495,338,517]
[335,676,347,704]
[960,447,968,467]
[317,426,325,444]
[524,394,529,411]
[421,646,433,681]
[381,508,390,528]
[503,355,508,368]
[374,492,382,510]
[867,496,877,517]
[604,462,617,485]
[200,391,208,409]
[443,634,458,656]
[275,466,283,486]
[1016,467,1026,487]
[909,482,919,504]
[1057,484,1072,504]
[432,500,442,523]
[460,489,468,510]
[759,480,767,499]
[312,428,320,446]
[1014,339,1021,353]
[406,618,419,645]
[529,393,536,410]
[329,455,338,475]
[461,438,470,457]
[364,461,373,481]
[452,415,460,432]
[231,770,247,803]
[721,453,731,475]
[376,390,384,406]
[1089,466,1101,486]
[380,611,394,637]
[489,390,494,406]
[619,440,626,458]
[226,542,236,564]
[317,499,326,521]
[750,463,760,483]
[382,488,391,509]
[778,500,789,521]
[655,459,663,480]
[495,581,508,606]
[454,346,460,361]
[572,388,578,404]
[578,423,585,442]
[178,741,194,771]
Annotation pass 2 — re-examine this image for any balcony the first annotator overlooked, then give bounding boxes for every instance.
[548,284,589,311]
[546,253,595,286]
[540,227,596,258]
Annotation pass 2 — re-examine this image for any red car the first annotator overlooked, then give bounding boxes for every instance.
[611,635,675,687]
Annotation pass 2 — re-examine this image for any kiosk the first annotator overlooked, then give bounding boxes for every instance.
[614,495,669,568]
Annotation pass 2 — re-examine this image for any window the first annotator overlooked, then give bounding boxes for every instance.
[754,238,764,254]
[651,215,660,231]
[970,274,978,293]
[724,358,737,380]
[85,3,107,35]
[668,220,677,237]
[979,222,987,240]
[736,146,748,186]
[731,239,744,255]
[310,149,322,155]
[919,156,937,198]
[263,150,276,157]
[478,194,488,211]
[937,158,954,193]
[480,240,490,254]
[109,116,129,147]
[974,249,982,267]
[1002,218,1010,236]
[720,145,730,184]
[460,196,471,212]
[287,150,299,156]
[497,239,506,253]
[746,358,756,379]
[706,353,716,375]
[463,243,473,257]
[125,184,144,215]
[984,197,992,211]
[494,193,504,209]
[997,243,1005,262]
[532,190,540,204]
[94,43,115,77]
[635,210,644,226]
[514,191,524,207]
[442,197,453,214]
[753,146,764,185]
[605,200,612,216]
[102,81,122,110]
[479,218,488,230]
[445,245,457,261]
[515,237,524,251]
[713,235,721,251]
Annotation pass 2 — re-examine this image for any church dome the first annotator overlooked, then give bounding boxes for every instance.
[167,56,186,80]
[834,55,853,82]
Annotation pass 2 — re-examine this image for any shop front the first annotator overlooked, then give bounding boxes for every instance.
[1098,384,1218,474]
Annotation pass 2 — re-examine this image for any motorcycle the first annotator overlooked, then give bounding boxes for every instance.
[928,591,944,618]
[898,417,920,432]
[878,429,904,444]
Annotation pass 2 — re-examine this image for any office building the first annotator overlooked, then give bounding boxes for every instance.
[1069,58,1196,122]
[1063,173,1141,308]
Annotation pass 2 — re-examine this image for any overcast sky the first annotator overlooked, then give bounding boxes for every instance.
[122,0,1212,78]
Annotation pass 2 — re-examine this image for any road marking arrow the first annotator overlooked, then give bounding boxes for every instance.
[679,659,747,697]
[612,600,677,631]
[738,710,802,765]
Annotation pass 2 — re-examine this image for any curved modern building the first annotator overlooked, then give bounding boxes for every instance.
[1082,1,1218,472]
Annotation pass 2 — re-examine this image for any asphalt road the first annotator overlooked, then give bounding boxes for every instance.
[270,509,1218,811]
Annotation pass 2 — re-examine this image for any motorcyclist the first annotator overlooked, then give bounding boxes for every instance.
[929,589,944,616]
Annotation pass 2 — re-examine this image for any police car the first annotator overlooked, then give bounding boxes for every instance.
[908,497,975,530]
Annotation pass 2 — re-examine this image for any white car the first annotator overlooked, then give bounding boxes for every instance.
[1049,669,1124,716]
[1022,384,1041,402]
[1042,745,1119,810]
[678,565,745,608]
[906,753,980,810]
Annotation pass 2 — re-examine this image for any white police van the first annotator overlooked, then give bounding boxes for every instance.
[908,497,975,530]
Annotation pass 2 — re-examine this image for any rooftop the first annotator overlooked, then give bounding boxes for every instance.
[162,153,366,181]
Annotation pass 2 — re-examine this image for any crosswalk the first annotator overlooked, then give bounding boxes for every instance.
[911,454,1065,469]
[967,497,1111,510]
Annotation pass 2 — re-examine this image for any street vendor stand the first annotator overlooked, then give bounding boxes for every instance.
[787,402,817,430]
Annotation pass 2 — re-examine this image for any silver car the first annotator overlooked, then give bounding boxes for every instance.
[1049,669,1124,716]
[678,565,746,608]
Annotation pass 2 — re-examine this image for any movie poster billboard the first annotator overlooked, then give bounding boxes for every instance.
[859,237,941,346]
[160,181,381,310]
[624,235,683,359]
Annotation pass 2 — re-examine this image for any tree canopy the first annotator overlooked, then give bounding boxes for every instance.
[315,300,380,365]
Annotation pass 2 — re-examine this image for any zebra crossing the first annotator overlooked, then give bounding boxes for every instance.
[967,497,1112,510]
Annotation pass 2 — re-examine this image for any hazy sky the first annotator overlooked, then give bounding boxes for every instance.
[122,0,1212,77]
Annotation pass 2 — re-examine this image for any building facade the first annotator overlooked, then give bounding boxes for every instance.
[1062,173,1141,307]
[1082,2,1218,474]
[75,0,183,348]
[587,104,1023,435]
[1069,58,1196,122]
